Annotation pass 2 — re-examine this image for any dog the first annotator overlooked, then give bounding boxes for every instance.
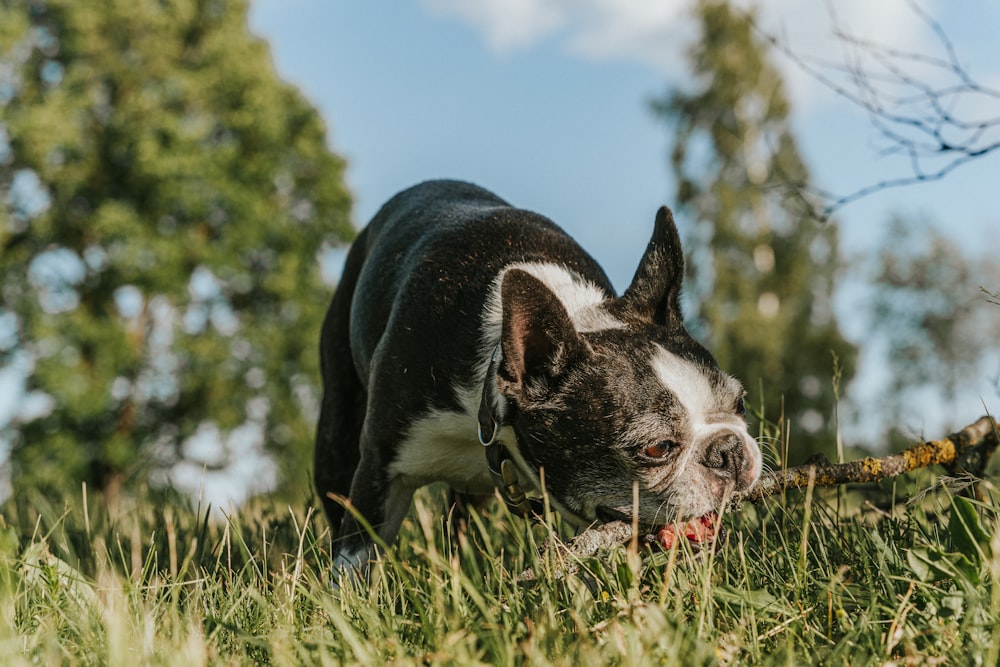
[314,180,762,573]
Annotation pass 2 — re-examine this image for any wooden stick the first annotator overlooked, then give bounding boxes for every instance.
[519,416,999,579]
[735,415,999,504]
[516,521,633,582]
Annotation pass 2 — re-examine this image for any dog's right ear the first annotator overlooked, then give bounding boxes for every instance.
[612,205,685,328]
[498,269,584,395]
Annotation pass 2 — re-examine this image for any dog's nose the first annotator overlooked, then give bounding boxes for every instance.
[701,433,748,483]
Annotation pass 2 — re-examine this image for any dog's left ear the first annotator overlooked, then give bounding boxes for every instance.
[612,205,685,328]
[498,269,585,396]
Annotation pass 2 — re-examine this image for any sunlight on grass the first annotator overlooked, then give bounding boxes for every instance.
[3,462,1000,664]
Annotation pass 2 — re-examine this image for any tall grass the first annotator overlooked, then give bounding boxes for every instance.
[4,464,1000,665]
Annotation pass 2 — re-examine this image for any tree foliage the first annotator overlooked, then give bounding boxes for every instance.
[652,0,857,457]
[0,0,352,502]
[868,217,1000,427]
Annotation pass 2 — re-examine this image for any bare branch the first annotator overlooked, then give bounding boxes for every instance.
[759,0,1000,216]
[809,145,1000,220]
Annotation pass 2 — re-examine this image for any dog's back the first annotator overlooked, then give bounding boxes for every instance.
[314,180,612,538]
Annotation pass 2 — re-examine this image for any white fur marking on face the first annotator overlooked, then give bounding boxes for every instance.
[650,345,717,428]
[649,344,763,504]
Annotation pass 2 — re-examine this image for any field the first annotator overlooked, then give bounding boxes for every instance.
[3,454,1000,665]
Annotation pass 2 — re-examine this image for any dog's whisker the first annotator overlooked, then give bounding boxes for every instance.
[760,451,781,467]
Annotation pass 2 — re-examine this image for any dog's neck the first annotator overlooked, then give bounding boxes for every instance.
[470,261,622,525]
[476,343,505,446]
[474,343,542,518]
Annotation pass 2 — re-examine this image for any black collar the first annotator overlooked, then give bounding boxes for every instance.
[478,346,544,520]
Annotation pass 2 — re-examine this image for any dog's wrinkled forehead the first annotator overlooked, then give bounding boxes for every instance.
[649,344,743,422]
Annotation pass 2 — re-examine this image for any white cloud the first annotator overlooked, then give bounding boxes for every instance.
[422,0,568,50]
[559,0,692,70]
[420,0,949,110]
[421,0,692,74]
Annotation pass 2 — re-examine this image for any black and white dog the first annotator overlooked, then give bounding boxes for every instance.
[314,180,761,572]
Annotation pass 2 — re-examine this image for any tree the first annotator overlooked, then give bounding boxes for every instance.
[867,217,1000,431]
[652,0,857,458]
[0,0,352,504]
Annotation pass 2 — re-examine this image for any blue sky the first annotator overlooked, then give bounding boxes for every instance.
[249,0,1000,277]
[251,0,671,289]
[248,0,1000,439]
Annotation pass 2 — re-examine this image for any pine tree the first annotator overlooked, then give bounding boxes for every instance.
[0,0,352,503]
[868,217,1000,432]
[652,0,856,457]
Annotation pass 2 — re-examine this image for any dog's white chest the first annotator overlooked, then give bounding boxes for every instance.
[387,406,496,494]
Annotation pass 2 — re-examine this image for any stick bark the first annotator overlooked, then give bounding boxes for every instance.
[735,415,999,504]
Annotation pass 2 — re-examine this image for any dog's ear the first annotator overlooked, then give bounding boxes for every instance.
[499,269,584,394]
[613,205,684,328]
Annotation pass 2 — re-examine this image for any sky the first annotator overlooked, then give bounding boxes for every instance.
[247,0,1000,439]
[249,0,1000,269]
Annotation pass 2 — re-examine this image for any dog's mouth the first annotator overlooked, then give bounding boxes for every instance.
[596,507,725,551]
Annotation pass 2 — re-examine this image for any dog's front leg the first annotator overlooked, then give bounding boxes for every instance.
[333,446,418,577]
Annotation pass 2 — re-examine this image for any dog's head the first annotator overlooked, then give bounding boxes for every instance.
[487,207,761,531]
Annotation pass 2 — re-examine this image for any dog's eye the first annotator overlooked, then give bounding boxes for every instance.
[642,440,678,460]
[735,395,746,416]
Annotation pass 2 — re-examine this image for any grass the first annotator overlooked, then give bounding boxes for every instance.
[4,460,1000,664]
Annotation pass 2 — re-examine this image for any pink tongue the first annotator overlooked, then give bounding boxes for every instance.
[653,512,720,550]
